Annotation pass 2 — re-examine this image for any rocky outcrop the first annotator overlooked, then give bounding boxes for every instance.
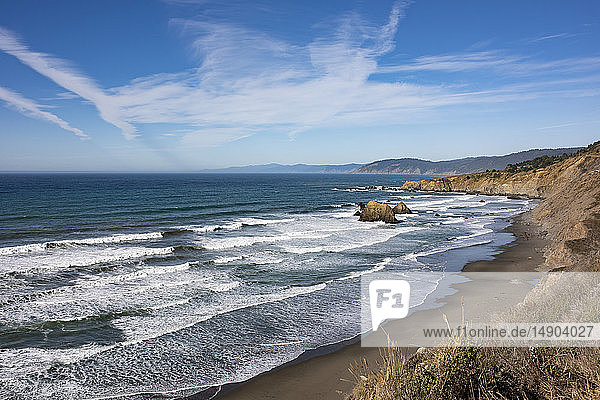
[358,201,398,224]
[392,201,412,214]
[401,141,600,271]
[400,173,548,198]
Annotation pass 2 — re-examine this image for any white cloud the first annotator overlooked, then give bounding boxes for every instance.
[108,1,440,139]
[0,86,88,138]
[0,27,136,139]
[536,120,600,130]
[0,2,598,147]
[110,7,599,144]
[376,50,600,76]
[181,127,253,147]
[529,33,577,42]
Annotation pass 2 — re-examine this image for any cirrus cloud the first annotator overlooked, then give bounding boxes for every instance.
[0,86,88,138]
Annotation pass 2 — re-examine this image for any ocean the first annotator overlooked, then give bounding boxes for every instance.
[0,173,533,399]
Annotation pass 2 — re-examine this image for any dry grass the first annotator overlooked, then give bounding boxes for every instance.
[346,346,600,400]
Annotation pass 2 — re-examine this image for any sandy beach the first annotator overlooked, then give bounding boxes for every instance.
[196,210,548,400]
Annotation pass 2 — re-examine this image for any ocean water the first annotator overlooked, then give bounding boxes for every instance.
[0,173,534,399]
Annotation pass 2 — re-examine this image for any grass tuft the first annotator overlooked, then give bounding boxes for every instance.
[346,346,600,400]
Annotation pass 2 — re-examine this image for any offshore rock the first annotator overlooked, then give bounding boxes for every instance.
[392,201,412,214]
[358,201,398,224]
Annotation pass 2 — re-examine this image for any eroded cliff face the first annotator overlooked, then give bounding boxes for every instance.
[401,142,600,271]
[400,170,551,198]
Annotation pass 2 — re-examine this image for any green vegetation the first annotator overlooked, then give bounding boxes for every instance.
[347,346,600,400]
[505,153,571,174]
[504,140,600,174]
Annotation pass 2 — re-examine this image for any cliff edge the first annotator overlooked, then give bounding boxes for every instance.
[401,141,600,271]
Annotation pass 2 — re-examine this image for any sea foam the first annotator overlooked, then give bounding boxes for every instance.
[0,232,164,256]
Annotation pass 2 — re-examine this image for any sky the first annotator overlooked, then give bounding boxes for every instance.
[0,0,598,171]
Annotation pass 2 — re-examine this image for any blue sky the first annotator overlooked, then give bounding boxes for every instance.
[0,0,598,171]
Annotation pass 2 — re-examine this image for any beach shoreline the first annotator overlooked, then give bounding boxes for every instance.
[190,209,548,400]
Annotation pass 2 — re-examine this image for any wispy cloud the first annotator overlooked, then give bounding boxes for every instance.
[529,32,577,42]
[108,2,415,141]
[0,27,136,139]
[376,50,600,76]
[536,120,600,130]
[110,3,599,145]
[0,2,598,147]
[0,86,88,138]
[377,51,521,73]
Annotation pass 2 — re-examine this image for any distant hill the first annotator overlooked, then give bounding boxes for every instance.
[202,163,363,174]
[352,148,582,175]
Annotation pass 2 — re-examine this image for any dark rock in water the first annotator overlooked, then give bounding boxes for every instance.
[507,194,528,200]
[435,213,440,217]
[392,201,412,214]
[354,202,366,216]
[479,199,485,202]
[358,201,398,223]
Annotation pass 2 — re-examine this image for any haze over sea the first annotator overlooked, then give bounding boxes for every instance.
[0,173,533,399]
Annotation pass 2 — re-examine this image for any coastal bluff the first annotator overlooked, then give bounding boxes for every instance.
[401,141,600,271]
[400,171,548,198]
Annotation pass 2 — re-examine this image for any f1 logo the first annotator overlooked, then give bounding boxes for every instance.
[369,280,410,331]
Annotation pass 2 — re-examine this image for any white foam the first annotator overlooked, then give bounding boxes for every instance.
[150,297,192,310]
[0,265,240,326]
[281,227,423,254]
[72,262,192,288]
[111,283,328,351]
[0,232,164,256]
[258,340,304,347]
[201,235,290,250]
[209,281,242,292]
[201,230,332,250]
[405,239,494,264]
[213,255,243,264]
[178,217,294,235]
[238,217,295,225]
[454,228,493,241]
[440,217,466,224]
[2,281,323,382]
[0,343,113,378]
[335,258,392,281]
[0,246,175,274]
[179,222,244,233]
[245,255,285,265]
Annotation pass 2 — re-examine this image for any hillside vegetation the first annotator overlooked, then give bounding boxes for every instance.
[353,147,581,175]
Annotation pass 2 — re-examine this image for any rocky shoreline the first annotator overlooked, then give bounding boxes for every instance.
[401,141,600,272]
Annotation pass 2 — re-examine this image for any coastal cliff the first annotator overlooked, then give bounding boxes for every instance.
[347,142,600,400]
[401,141,600,271]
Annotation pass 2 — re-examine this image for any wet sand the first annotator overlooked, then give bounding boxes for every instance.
[196,211,548,400]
